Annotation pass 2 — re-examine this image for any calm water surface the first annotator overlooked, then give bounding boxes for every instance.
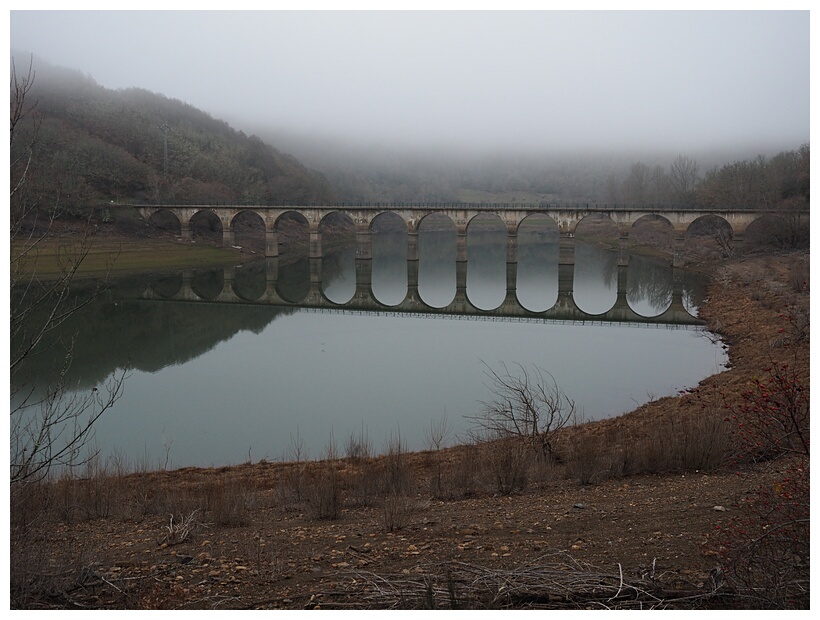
[12,234,727,469]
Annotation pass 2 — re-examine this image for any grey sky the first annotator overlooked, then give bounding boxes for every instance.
[9,9,810,154]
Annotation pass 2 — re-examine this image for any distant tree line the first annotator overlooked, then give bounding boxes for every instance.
[604,147,809,209]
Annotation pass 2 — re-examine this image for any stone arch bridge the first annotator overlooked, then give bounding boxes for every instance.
[135,203,804,268]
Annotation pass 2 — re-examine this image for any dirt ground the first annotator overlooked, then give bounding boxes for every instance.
[11,246,810,610]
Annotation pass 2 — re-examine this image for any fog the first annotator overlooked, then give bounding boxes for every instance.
[9,9,810,157]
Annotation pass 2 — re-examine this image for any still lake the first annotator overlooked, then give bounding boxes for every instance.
[12,234,727,469]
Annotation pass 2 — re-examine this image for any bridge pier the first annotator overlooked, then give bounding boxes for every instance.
[265,230,279,257]
[406,259,420,303]
[559,232,575,265]
[309,257,322,288]
[616,264,629,306]
[407,230,419,261]
[618,230,630,267]
[673,233,686,268]
[355,228,372,259]
[355,258,372,299]
[309,228,322,259]
[556,264,576,311]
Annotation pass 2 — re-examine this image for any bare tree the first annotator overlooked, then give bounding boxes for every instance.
[669,155,700,206]
[10,58,125,489]
[622,162,650,204]
[468,361,575,462]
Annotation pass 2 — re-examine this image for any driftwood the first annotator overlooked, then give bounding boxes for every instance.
[313,552,735,610]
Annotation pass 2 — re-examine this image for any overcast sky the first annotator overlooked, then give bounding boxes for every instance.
[8,8,811,155]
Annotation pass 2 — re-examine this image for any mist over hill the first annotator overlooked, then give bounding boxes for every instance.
[11,52,808,212]
[10,53,338,209]
[248,125,808,207]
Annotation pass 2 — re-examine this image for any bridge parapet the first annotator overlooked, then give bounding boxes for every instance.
[135,204,807,266]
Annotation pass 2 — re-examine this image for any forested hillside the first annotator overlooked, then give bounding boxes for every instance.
[11,55,337,210]
[265,130,809,209]
[11,54,808,214]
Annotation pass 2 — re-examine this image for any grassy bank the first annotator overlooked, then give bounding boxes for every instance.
[11,235,256,280]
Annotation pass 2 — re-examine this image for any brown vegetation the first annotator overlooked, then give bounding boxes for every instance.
[9,246,809,610]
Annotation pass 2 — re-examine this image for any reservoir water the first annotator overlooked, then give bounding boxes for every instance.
[11,235,727,470]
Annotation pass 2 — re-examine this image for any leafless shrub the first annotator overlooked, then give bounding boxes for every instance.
[381,492,421,533]
[453,442,481,498]
[425,413,451,498]
[204,474,254,527]
[564,434,615,485]
[477,433,531,495]
[162,509,203,546]
[615,408,731,476]
[345,423,373,462]
[277,429,310,507]
[379,429,413,495]
[308,434,341,520]
[467,361,575,463]
[345,457,381,508]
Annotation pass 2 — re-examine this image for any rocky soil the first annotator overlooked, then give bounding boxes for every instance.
[11,248,809,610]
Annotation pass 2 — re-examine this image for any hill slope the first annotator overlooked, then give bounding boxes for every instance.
[11,54,338,209]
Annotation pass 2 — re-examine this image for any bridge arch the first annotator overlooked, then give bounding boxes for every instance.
[149,271,183,299]
[465,213,507,311]
[516,213,559,312]
[144,208,182,236]
[371,212,409,307]
[230,209,265,253]
[232,261,268,302]
[188,208,224,245]
[685,214,735,260]
[190,267,224,300]
[629,213,675,260]
[626,255,674,318]
[318,211,356,305]
[417,212,457,308]
[744,212,805,248]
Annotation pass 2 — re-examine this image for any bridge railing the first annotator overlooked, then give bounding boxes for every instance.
[132,202,808,213]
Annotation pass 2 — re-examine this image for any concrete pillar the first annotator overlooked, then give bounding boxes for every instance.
[179,271,197,301]
[556,264,575,309]
[180,224,192,240]
[407,231,419,261]
[355,257,372,298]
[222,228,235,247]
[309,257,322,287]
[265,257,279,284]
[506,225,518,294]
[559,232,575,265]
[265,229,279,257]
[506,226,518,263]
[456,228,468,262]
[217,266,236,301]
[673,233,686,268]
[506,262,518,296]
[615,264,629,310]
[309,225,322,259]
[407,256,418,286]
[455,260,468,308]
[618,229,630,267]
[669,268,688,314]
[355,227,372,259]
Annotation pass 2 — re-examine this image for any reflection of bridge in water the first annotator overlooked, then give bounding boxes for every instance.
[136,203,807,268]
[136,257,704,327]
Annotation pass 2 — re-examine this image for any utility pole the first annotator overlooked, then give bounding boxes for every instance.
[159,123,170,177]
